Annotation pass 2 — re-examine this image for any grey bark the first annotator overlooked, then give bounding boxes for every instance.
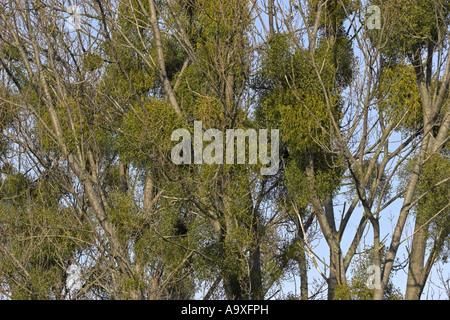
[405,217,427,300]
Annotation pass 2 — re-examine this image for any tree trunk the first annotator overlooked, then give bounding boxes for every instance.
[223,274,243,300]
[268,0,274,39]
[119,161,129,194]
[405,220,427,300]
[327,249,346,300]
[249,243,263,299]
[293,209,309,300]
[327,253,338,300]
[304,151,346,299]
[298,241,309,300]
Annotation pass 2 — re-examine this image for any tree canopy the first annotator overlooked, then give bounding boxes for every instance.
[0,0,449,300]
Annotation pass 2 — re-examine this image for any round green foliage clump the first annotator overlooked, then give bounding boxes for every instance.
[377,64,422,131]
[118,99,184,168]
[370,0,450,59]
